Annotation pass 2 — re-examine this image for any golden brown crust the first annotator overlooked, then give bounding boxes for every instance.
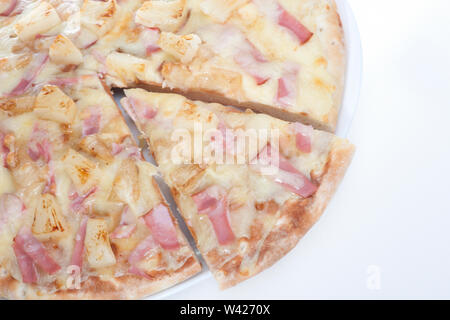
[313,0,346,131]
[0,257,201,299]
[213,138,355,289]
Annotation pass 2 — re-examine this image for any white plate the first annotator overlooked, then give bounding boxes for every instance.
[113,0,362,300]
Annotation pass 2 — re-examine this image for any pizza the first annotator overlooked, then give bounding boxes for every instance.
[0,0,352,299]
[0,0,344,131]
[94,0,345,131]
[0,74,201,299]
[121,88,354,288]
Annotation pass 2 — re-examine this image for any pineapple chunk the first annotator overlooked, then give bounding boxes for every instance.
[31,194,67,240]
[199,0,248,23]
[113,159,139,204]
[105,52,155,86]
[62,149,98,194]
[135,161,161,215]
[34,85,77,124]
[0,166,15,194]
[135,0,187,32]
[81,0,117,37]
[158,32,201,64]
[138,251,161,273]
[85,219,116,268]
[113,160,161,217]
[49,35,83,66]
[14,2,61,41]
[78,135,113,161]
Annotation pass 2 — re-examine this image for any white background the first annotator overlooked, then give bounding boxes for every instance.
[169,0,450,299]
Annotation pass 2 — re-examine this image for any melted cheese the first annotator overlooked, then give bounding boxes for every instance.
[0,167,15,194]
[123,89,338,273]
[0,74,197,293]
[14,1,61,41]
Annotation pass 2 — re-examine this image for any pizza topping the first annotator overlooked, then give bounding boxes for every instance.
[111,143,124,155]
[82,107,102,137]
[14,227,61,275]
[111,206,137,239]
[276,65,299,108]
[234,40,270,85]
[127,233,161,278]
[84,218,116,268]
[146,44,161,56]
[292,122,313,153]
[27,125,52,163]
[278,6,313,44]
[9,54,48,97]
[70,215,88,269]
[48,75,93,87]
[111,224,136,240]
[31,194,66,239]
[90,49,108,75]
[13,241,38,284]
[197,24,270,85]
[254,0,313,44]
[70,187,97,213]
[80,0,117,37]
[0,0,18,17]
[158,32,201,64]
[49,35,83,66]
[111,143,141,159]
[256,144,317,198]
[0,193,25,230]
[34,85,77,124]
[123,97,157,121]
[141,27,161,56]
[0,133,7,167]
[128,234,158,266]
[143,204,180,250]
[63,149,97,194]
[14,1,61,41]
[215,120,236,156]
[199,0,248,23]
[74,28,98,49]
[42,162,56,195]
[135,0,187,32]
[192,186,235,245]
[0,132,16,168]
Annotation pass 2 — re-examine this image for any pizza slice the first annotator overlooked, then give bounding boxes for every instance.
[85,0,345,131]
[1,0,344,131]
[0,74,200,299]
[122,88,354,288]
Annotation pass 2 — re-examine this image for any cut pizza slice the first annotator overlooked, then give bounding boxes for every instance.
[0,0,344,131]
[0,75,200,299]
[86,0,345,131]
[122,88,354,288]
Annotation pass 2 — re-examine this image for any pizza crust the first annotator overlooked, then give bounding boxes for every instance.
[211,138,354,289]
[0,257,201,299]
[0,0,352,298]
[313,0,346,131]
